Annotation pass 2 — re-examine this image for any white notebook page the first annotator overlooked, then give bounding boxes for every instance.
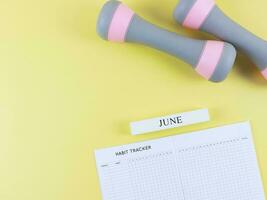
[95,122,265,200]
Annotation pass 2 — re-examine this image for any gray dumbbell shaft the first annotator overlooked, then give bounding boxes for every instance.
[203,6,267,71]
[127,15,204,67]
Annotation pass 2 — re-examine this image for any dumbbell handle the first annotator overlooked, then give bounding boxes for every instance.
[127,15,205,68]
[202,6,266,58]
[174,0,267,78]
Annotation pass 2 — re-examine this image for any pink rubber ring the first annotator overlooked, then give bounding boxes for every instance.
[195,41,224,80]
[261,68,267,80]
[108,4,134,42]
[183,0,215,30]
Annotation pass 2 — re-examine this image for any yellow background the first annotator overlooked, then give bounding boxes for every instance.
[1,0,267,199]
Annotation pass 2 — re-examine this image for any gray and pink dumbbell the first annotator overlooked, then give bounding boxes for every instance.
[174,0,267,79]
[97,0,237,82]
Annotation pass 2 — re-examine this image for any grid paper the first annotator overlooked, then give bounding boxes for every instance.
[95,122,266,200]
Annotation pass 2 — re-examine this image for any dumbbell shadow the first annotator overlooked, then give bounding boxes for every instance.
[235,52,267,85]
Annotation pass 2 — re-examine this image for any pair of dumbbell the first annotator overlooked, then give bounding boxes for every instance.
[97,0,267,82]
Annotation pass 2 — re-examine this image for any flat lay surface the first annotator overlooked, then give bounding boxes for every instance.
[1,0,267,199]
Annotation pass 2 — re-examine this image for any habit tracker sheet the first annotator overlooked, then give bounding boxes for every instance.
[94,122,265,200]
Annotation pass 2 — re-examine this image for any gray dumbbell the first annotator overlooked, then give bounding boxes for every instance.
[174,0,267,79]
[97,0,237,82]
